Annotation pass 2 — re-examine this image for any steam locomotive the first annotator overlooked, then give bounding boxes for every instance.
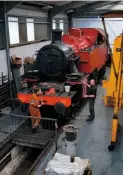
[18,28,107,122]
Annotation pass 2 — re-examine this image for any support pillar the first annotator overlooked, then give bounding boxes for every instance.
[48,11,52,41]
[67,13,73,29]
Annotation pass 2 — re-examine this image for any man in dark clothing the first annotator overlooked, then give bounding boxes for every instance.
[83,79,97,121]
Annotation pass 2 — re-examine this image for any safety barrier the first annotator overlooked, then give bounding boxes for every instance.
[0,112,58,150]
[0,112,57,132]
[0,112,27,134]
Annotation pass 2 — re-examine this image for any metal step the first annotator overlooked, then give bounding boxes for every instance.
[12,126,55,149]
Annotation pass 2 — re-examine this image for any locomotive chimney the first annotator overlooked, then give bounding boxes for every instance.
[51,29,62,43]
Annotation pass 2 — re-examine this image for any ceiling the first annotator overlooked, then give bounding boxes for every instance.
[6,1,123,18]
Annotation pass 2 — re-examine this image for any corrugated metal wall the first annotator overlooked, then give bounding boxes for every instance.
[73,18,123,49]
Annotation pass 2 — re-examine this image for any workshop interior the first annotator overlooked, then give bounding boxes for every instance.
[0,1,123,175]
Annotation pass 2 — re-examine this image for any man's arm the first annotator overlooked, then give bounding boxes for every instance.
[85,82,90,88]
[84,94,95,98]
[82,79,91,88]
[88,95,95,98]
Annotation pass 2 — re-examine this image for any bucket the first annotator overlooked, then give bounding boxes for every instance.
[65,85,71,93]
[65,140,77,156]
[62,137,77,156]
[63,125,78,142]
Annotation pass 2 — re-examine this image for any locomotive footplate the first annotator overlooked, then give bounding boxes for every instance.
[66,72,83,82]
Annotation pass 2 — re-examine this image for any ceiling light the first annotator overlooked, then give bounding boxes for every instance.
[66,9,74,13]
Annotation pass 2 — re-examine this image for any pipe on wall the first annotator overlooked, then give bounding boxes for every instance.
[4,2,13,99]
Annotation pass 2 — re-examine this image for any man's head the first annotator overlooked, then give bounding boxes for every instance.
[33,86,43,96]
[37,89,43,96]
[90,79,95,86]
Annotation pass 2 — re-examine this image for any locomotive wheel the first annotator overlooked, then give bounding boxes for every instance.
[54,102,67,124]
[56,108,71,125]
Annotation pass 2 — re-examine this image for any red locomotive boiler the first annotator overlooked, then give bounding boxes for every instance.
[62,28,107,75]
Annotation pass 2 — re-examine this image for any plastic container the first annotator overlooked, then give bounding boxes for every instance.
[64,85,71,93]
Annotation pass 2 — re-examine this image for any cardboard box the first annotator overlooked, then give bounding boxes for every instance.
[24,57,34,64]
[11,55,22,65]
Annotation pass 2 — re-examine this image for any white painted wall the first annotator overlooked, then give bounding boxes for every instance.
[10,40,51,75]
[0,41,51,76]
[9,41,51,60]
[0,50,8,76]
[73,18,123,49]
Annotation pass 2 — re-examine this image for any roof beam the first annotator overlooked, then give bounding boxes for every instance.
[16,4,42,11]
[4,1,22,13]
[73,9,122,17]
[73,10,123,18]
[75,1,121,15]
[0,2,4,19]
[49,1,86,18]
[24,1,53,8]
[75,1,92,13]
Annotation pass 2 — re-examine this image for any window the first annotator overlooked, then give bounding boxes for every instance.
[8,17,19,44]
[52,19,64,34]
[53,20,56,29]
[60,20,64,34]
[26,18,35,41]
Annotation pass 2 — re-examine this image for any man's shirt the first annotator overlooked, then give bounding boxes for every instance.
[87,85,97,99]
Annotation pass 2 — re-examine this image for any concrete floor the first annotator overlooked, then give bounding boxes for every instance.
[70,86,123,175]
[35,86,123,175]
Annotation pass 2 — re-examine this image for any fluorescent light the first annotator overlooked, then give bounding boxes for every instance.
[66,9,74,13]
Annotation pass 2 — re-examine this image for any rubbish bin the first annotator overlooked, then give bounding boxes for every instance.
[63,124,78,156]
